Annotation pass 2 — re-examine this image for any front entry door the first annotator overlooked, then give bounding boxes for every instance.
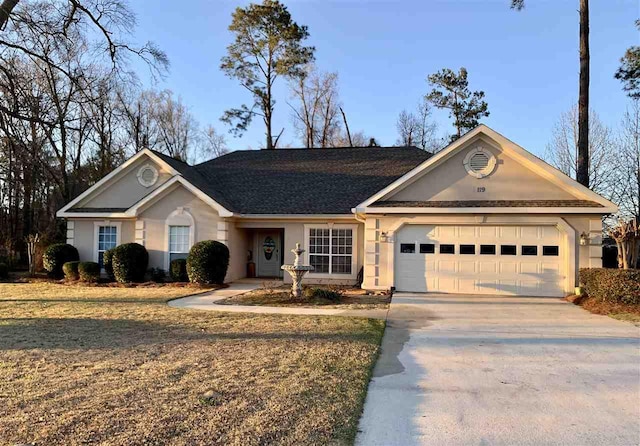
[257,232,282,277]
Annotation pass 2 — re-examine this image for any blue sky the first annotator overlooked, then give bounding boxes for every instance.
[130,0,639,157]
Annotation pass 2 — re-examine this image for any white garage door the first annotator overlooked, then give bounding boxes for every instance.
[394,225,565,297]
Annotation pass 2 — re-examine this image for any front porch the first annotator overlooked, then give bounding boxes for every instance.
[232,219,364,287]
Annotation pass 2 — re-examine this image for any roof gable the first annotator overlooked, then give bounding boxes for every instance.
[57,149,234,218]
[57,150,179,216]
[355,125,618,213]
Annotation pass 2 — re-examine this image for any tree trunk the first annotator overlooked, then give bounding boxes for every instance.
[576,0,590,187]
[0,0,19,30]
[340,107,352,146]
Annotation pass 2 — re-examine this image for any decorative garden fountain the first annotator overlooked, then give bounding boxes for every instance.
[281,243,314,297]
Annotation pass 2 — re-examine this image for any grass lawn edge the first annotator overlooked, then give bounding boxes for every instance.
[341,319,387,444]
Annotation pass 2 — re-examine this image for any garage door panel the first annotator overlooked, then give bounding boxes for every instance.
[438,226,455,238]
[499,226,518,238]
[500,262,518,274]
[518,280,540,295]
[520,226,539,239]
[479,261,497,273]
[541,226,560,241]
[438,260,456,273]
[520,262,538,274]
[497,280,518,294]
[459,226,476,238]
[459,261,476,274]
[541,262,560,274]
[479,226,498,238]
[395,224,565,296]
[458,279,476,293]
[437,277,456,291]
[425,260,436,272]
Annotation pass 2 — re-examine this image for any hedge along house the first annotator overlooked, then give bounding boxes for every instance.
[57,125,617,297]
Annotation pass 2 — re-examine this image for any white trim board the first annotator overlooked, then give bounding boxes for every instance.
[353,125,618,213]
[361,206,617,214]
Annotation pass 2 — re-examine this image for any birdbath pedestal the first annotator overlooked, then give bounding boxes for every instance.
[281,243,314,298]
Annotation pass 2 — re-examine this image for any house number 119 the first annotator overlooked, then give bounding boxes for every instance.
[477,187,486,193]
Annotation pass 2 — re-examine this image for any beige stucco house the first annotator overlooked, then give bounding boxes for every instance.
[57,125,617,297]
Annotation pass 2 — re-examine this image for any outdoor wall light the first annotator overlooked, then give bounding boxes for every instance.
[580,232,590,246]
[380,231,389,242]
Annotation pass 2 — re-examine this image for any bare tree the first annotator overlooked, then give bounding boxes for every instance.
[0,0,168,123]
[396,110,419,146]
[289,66,341,148]
[613,100,640,220]
[118,88,160,153]
[339,106,352,146]
[330,130,373,147]
[200,125,228,160]
[153,90,198,162]
[544,106,616,198]
[396,99,438,151]
[0,0,169,266]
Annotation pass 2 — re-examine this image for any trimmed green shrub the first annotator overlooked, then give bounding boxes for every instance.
[103,248,115,280]
[111,243,149,283]
[304,287,342,302]
[43,243,79,278]
[579,268,640,305]
[63,261,80,281]
[186,241,229,284]
[78,261,100,283]
[149,267,166,283]
[170,258,188,282]
[0,262,8,280]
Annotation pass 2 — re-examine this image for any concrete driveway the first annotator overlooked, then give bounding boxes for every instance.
[356,293,640,446]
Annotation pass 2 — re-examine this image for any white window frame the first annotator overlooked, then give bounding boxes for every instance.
[164,208,195,270]
[304,223,358,279]
[93,221,122,265]
[136,163,159,187]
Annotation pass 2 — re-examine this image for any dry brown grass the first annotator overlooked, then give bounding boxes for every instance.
[0,281,215,304]
[578,296,640,326]
[0,283,384,445]
[219,285,391,310]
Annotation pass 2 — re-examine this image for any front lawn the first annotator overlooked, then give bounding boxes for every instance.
[0,282,384,445]
[0,280,215,303]
[218,284,391,309]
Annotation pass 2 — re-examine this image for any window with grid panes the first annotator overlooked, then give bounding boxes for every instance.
[97,226,117,268]
[169,225,191,263]
[308,228,353,274]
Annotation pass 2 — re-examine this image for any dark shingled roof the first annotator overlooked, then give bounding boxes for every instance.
[188,147,432,214]
[372,200,604,208]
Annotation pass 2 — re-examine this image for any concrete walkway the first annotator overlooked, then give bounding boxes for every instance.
[168,280,388,319]
[356,293,640,446]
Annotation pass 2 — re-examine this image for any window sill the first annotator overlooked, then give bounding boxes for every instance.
[306,272,358,280]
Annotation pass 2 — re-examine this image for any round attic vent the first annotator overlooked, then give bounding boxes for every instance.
[137,163,159,187]
[463,147,496,178]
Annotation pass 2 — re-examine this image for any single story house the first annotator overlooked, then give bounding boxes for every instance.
[57,125,617,297]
